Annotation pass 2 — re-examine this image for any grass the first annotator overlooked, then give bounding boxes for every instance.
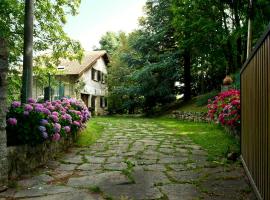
[88,186,102,193]
[175,99,207,113]
[155,118,240,161]
[76,119,105,147]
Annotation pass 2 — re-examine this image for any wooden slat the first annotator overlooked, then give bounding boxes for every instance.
[266,36,270,198]
[241,28,270,200]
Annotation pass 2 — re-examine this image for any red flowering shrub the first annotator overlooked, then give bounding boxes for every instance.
[207,89,240,130]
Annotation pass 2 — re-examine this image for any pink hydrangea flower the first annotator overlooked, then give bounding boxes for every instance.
[24,104,33,112]
[11,101,21,108]
[64,126,71,133]
[27,98,36,104]
[52,111,59,116]
[73,121,81,127]
[53,123,61,133]
[52,133,61,141]
[7,118,17,126]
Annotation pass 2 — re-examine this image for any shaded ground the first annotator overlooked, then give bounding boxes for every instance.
[0,118,255,200]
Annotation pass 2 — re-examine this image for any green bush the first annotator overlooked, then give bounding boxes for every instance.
[232,71,240,89]
[195,91,219,106]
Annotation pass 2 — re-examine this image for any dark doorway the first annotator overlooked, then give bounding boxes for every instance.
[91,95,97,111]
[81,94,89,107]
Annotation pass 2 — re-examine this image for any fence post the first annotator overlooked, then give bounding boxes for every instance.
[0,38,8,190]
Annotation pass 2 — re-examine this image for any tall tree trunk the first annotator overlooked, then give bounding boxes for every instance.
[247,0,254,59]
[183,49,191,101]
[221,7,234,73]
[233,0,243,69]
[21,0,34,103]
[0,39,8,191]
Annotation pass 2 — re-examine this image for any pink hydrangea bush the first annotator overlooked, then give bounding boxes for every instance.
[6,98,91,146]
[207,89,240,130]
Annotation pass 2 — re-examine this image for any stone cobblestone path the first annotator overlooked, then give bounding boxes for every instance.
[0,119,255,200]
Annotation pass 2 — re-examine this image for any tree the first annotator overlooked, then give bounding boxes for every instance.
[0,39,8,190]
[172,0,270,95]
[99,32,121,56]
[101,32,139,114]
[101,0,270,114]
[126,0,181,112]
[0,0,83,101]
[21,0,34,103]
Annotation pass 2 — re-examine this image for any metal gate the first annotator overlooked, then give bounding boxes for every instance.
[240,24,270,200]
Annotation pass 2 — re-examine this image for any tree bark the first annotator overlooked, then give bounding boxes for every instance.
[21,0,34,103]
[0,38,8,191]
[221,7,234,73]
[247,0,254,59]
[183,49,191,101]
[233,0,243,69]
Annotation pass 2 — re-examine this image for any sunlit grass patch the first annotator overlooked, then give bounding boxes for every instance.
[155,118,240,161]
[76,119,105,147]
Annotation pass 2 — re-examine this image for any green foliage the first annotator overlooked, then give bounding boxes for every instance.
[231,71,240,90]
[102,0,181,114]
[102,0,269,114]
[7,69,21,104]
[74,80,86,99]
[1,0,84,101]
[195,91,219,107]
[176,99,207,113]
[99,31,122,56]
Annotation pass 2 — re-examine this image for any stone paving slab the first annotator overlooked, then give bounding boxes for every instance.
[0,118,255,200]
[23,191,103,200]
[160,184,200,200]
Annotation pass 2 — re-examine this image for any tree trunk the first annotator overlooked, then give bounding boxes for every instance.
[246,0,254,59]
[221,7,234,73]
[233,0,243,69]
[21,0,34,103]
[0,39,8,191]
[183,49,191,101]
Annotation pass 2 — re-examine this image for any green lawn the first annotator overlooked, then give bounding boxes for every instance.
[176,100,208,112]
[77,116,239,162]
[155,118,240,161]
[76,119,105,147]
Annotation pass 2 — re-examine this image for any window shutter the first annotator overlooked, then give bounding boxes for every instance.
[91,68,95,80]
[101,73,104,83]
[97,71,101,81]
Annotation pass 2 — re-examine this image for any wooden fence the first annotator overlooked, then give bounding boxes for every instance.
[240,24,270,200]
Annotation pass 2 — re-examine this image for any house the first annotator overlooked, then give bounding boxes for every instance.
[33,51,109,115]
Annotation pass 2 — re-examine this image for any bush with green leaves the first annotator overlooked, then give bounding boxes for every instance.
[6,98,90,146]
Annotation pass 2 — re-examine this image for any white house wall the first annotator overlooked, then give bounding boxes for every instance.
[80,57,107,96]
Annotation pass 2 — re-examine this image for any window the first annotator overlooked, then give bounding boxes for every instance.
[91,68,102,82]
[101,73,106,84]
[57,65,65,70]
[91,68,98,81]
[100,96,107,108]
[91,68,95,81]
[97,71,101,82]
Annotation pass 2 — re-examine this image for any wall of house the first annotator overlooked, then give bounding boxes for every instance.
[32,75,77,101]
[80,58,107,96]
[80,57,108,115]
